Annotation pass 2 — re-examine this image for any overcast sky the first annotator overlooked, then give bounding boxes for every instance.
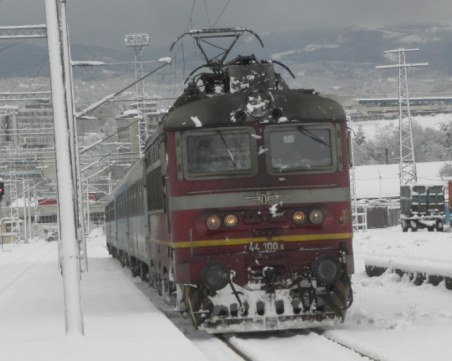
[1,0,451,51]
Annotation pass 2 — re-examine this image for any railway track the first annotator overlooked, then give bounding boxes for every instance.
[219,329,381,361]
[311,329,381,361]
[132,274,382,361]
[0,242,47,271]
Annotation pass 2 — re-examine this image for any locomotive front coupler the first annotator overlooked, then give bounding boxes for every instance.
[262,266,277,294]
[296,268,319,311]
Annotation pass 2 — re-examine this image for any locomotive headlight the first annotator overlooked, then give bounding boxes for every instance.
[201,261,230,291]
[224,214,239,228]
[206,215,222,230]
[309,209,324,225]
[312,256,342,285]
[292,211,306,225]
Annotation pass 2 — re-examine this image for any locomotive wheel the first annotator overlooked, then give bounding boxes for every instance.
[119,253,126,267]
[161,280,167,300]
[437,221,444,232]
[130,259,139,277]
[139,264,149,282]
[183,286,213,328]
[159,274,172,303]
[323,274,352,321]
[131,267,139,277]
[148,272,156,288]
[155,275,163,296]
[401,221,408,232]
[445,277,452,291]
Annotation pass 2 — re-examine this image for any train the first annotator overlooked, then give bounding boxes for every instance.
[105,28,354,333]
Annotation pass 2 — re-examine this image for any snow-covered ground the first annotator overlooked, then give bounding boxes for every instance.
[0,228,209,361]
[340,228,452,360]
[1,226,452,361]
[206,228,452,361]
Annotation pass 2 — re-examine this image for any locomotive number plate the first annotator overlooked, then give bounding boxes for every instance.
[247,242,284,253]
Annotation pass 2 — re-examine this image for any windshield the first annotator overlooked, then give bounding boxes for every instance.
[269,126,334,172]
[185,130,253,176]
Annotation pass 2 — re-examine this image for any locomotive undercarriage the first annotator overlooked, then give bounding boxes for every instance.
[180,271,352,333]
[107,242,352,333]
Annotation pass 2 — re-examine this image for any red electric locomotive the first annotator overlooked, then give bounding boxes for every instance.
[106,28,353,333]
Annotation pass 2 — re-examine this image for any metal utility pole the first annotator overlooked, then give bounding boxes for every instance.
[22,180,28,243]
[377,48,428,186]
[45,0,84,335]
[8,164,20,243]
[124,33,150,153]
[59,0,88,272]
[347,117,359,229]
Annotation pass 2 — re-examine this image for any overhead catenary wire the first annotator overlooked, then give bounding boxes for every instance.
[202,0,211,28]
[0,41,21,53]
[212,0,231,28]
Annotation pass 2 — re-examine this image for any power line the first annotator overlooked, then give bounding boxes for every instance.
[0,41,21,53]
[203,0,211,28]
[212,0,231,28]
[186,0,197,31]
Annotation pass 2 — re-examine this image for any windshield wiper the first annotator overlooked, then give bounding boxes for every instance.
[217,131,239,169]
[297,126,331,148]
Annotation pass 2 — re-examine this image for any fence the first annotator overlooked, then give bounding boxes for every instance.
[355,202,401,229]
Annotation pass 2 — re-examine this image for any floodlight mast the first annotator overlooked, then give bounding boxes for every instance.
[376,48,428,186]
[125,33,150,154]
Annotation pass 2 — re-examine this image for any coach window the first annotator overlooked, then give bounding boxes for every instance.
[182,127,256,179]
[266,124,336,174]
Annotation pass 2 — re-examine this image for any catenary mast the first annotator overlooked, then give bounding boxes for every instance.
[44,0,84,335]
[377,48,428,186]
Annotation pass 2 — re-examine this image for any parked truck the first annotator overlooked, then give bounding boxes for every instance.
[400,184,445,232]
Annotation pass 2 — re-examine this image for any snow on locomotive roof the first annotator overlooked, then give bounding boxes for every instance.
[163,90,346,130]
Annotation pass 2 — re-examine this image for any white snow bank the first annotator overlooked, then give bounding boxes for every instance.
[365,254,452,277]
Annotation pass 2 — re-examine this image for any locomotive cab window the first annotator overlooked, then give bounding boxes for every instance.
[181,127,257,179]
[266,123,337,174]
